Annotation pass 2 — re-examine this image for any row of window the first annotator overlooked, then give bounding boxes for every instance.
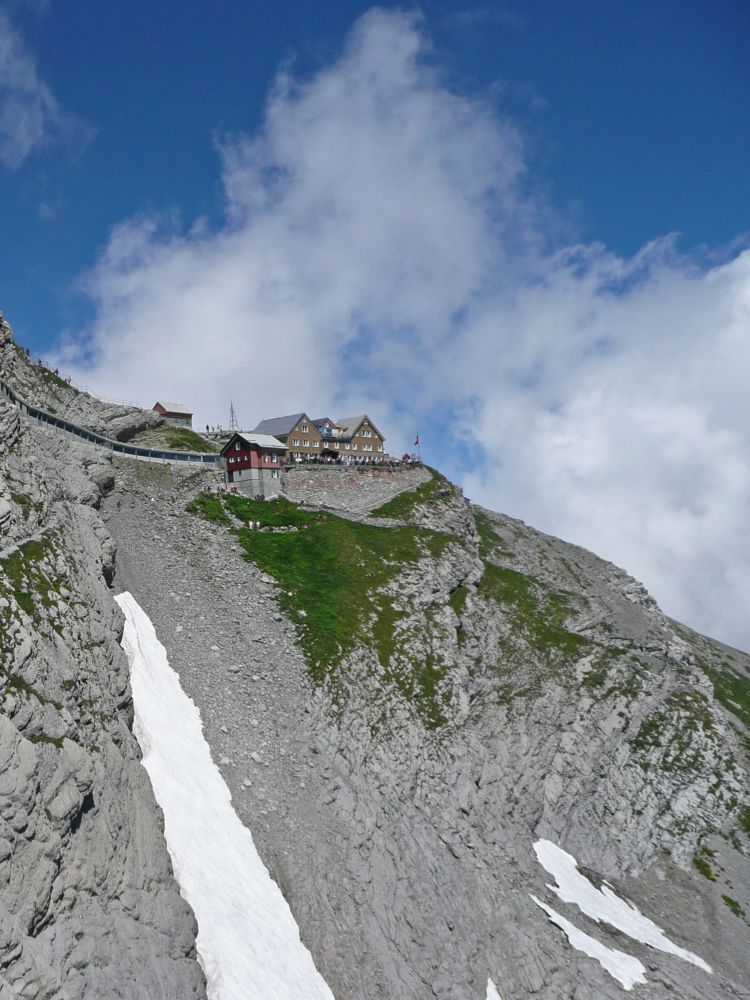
[301,423,373,437]
[227,452,280,464]
[290,439,383,452]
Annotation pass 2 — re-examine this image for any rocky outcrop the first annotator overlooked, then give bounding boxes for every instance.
[0,314,162,442]
[0,392,205,998]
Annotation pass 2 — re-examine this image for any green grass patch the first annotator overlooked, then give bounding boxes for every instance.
[233,512,426,676]
[631,690,715,773]
[186,492,230,524]
[3,673,44,702]
[10,491,32,511]
[189,491,453,727]
[29,732,64,749]
[225,494,312,529]
[477,562,589,663]
[582,648,639,692]
[162,427,216,453]
[474,510,501,553]
[1,671,62,710]
[0,534,60,622]
[371,466,451,519]
[694,844,718,881]
[449,583,468,620]
[722,894,746,918]
[696,658,750,731]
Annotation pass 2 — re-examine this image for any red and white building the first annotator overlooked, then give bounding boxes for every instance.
[220,432,287,497]
[152,401,193,428]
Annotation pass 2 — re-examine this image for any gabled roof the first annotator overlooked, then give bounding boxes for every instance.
[336,414,385,441]
[252,413,308,438]
[220,432,286,456]
[154,401,192,415]
[312,416,333,427]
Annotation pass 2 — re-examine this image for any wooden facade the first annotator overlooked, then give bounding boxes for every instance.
[252,412,387,462]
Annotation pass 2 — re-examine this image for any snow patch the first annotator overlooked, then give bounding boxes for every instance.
[116,592,336,1000]
[486,978,502,999]
[533,840,711,974]
[530,895,647,990]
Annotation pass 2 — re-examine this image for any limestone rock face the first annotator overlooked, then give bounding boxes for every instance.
[0,382,205,998]
[0,314,162,442]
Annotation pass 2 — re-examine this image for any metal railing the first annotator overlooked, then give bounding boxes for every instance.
[0,375,219,466]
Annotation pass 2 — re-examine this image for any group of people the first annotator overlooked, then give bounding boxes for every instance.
[292,453,419,468]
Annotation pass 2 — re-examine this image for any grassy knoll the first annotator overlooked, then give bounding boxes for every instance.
[371,466,451,519]
[189,492,454,725]
[162,427,217,453]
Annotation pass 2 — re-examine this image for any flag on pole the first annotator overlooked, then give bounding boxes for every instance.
[414,434,419,447]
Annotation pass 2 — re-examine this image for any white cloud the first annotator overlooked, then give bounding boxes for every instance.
[0,9,91,169]
[52,8,750,651]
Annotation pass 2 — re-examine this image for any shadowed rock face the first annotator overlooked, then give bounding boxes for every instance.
[2,307,749,999]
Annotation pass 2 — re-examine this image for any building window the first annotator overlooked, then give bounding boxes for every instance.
[292,438,300,446]
[272,453,278,462]
[334,442,340,449]
[235,440,242,450]
[351,444,358,451]
[271,469,279,478]
[344,443,350,450]
[301,424,308,432]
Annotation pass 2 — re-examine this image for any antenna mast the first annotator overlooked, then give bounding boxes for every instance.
[228,401,240,433]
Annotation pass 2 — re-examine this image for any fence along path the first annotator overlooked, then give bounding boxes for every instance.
[0,375,219,466]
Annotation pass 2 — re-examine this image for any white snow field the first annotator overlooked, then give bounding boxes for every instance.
[486,978,502,999]
[530,895,647,990]
[116,592,337,1000]
[533,840,711,974]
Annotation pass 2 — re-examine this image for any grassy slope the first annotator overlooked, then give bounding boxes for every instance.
[189,493,452,724]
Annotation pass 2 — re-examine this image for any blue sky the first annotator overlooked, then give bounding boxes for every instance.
[1,2,750,650]
[3,0,749,348]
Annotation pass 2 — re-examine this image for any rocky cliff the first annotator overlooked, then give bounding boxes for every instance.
[0,315,162,442]
[0,318,205,998]
[1,311,749,999]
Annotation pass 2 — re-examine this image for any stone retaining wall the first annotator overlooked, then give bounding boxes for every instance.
[281,464,431,513]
